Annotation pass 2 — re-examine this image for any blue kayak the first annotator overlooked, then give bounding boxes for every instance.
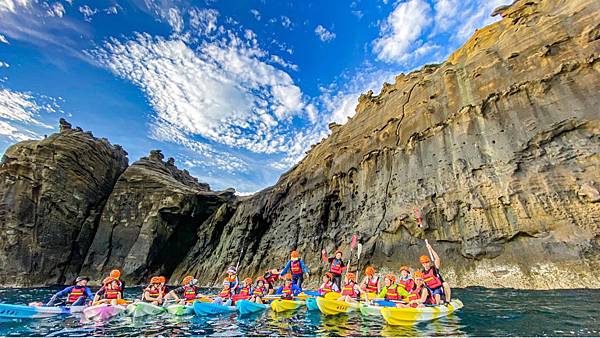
[0,303,85,319]
[306,297,319,311]
[236,300,268,315]
[193,301,236,316]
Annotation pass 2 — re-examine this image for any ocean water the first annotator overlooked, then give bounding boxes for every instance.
[0,287,598,336]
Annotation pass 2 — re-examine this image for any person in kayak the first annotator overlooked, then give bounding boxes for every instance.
[397,266,415,292]
[93,277,123,305]
[359,266,381,297]
[157,276,168,296]
[420,242,451,304]
[109,269,125,293]
[275,274,302,300]
[396,271,433,308]
[166,275,201,304]
[237,278,253,297]
[142,276,165,305]
[263,268,280,295]
[377,274,409,302]
[249,277,267,304]
[318,272,340,295]
[321,249,346,289]
[224,266,239,294]
[338,272,361,303]
[213,280,234,306]
[279,250,310,289]
[46,276,93,306]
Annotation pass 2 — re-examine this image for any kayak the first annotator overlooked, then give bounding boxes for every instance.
[359,303,383,316]
[380,299,464,326]
[0,303,85,319]
[126,302,165,318]
[166,304,194,316]
[236,300,268,315]
[306,297,319,311]
[193,301,235,316]
[270,299,304,313]
[316,297,359,315]
[83,304,126,321]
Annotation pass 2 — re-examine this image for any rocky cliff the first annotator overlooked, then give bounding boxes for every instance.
[170,0,600,289]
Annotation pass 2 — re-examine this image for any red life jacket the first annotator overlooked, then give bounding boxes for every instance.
[385,285,401,301]
[365,276,379,293]
[290,260,303,274]
[265,274,278,287]
[423,267,443,289]
[407,286,433,304]
[319,282,334,295]
[252,286,266,296]
[330,259,343,275]
[147,287,160,298]
[67,286,87,304]
[218,288,231,299]
[239,286,251,296]
[281,284,293,296]
[342,281,358,297]
[398,278,415,292]
[183,285,198,301]
[104,284,121,300]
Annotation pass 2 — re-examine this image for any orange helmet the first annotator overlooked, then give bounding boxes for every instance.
[103,276,115,285]
[284,273,293,281]
[346,272,356,280]
[385,274,397,283]
[256,276,266,283]
[325,272,333,280]
[244,277,253,284]
[110,269,121,279]
[365,266,375,276]
[290,250,299,259]
[413,271,424,279]
[157,276,166,283]
[150,276,161,284]
[419,255,431,263]
[400,265,410,273]
[182,275,194,285]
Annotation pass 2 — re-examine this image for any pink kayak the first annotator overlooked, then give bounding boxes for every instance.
[82,304,126,321]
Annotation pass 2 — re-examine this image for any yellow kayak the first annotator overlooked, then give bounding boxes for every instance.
[380,299,463,326]
[316,297,359,315]
[270,299,305,313]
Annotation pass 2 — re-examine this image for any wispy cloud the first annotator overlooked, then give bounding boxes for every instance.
[250,9,261,21]
[314,25,336,42]
[0,88,60,142]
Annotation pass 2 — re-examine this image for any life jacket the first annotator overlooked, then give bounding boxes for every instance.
[67,286,87,304]
[281,284,293,296]
[365,276,379,293]
[290,260,303,275]
[252,286,266,297]
[342,281,358,297]
[385,284,401,301]
[407,286,434,305]
[238,286,251,296]
[264,273,278,287]
[183,285,198,301]
[218,288,231,299]
[398,278,415,292]
[330,259,343,275]
[104,284,121,300]
[422,267,443,289]
[147,287,160,298]
[319,281,334,295]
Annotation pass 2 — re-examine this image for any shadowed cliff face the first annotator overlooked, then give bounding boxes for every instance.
[171,0,600,289]
[0,120,128,287]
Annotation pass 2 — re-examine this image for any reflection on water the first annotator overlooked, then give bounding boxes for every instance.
[0,287,599,336]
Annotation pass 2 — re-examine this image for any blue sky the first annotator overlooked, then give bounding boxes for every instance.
[0,0,508,193]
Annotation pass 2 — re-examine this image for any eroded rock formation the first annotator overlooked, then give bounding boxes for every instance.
[171,0,600,289]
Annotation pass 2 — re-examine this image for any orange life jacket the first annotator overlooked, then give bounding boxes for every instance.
[342,281,358,297]
[238,286,251,296]
[252,286,266,297]
[422,267,443,289]
[365,276,379,293]
[183,285,198,301]
[290,260,302,274]
[330,259,343,275]
[67,286,87,304]
[385,284,401,301]
[397,278,415,292]
[218,288,231,299]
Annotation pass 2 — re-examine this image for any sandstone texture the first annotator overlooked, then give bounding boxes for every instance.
[171,0,600,289]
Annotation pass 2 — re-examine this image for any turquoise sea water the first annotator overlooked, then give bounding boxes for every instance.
[0,287,598,336]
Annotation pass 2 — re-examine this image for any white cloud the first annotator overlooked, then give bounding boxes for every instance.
[105,6,119,15]
[189,8,218,36]
[269,54,298,71]
[250,9,260,20]
[0,61,9,68]
[46,2,65,17]
[0,88,58,142]
[373,0,431,63]
[0,34,8,44]
[314,25,336,42]
[280,16,292,28]
[79,5,97,22]
[0,0,30,13]
[166,7,183,33]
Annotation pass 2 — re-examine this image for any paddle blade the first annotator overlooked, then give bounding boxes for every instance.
[357,243,363,257]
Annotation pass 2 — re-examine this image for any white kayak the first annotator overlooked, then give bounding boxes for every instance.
[0,303,85,319]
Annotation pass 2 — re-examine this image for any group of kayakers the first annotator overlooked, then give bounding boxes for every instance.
[44,242,451,309]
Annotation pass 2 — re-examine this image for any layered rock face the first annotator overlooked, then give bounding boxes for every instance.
[0,120,128,286]
[172,0,600,289]
[80,150,234,284]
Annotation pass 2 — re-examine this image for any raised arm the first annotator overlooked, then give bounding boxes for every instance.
[427,242,442,268]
